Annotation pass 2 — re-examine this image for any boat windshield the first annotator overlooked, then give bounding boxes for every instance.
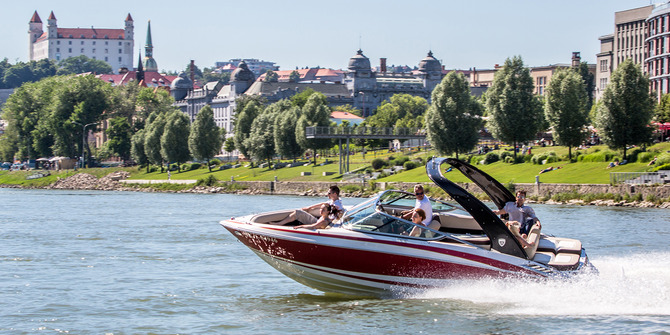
[378,190,458,213]
[341,190,446,239]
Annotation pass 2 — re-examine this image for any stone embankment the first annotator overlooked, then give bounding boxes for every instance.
[8,172,670,208]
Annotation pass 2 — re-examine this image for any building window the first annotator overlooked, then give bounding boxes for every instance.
[92,48,96,53]
[600,60,608,72]
[105,49,108,54]
[105,41,108,45]
[118,49,122,54]
[68,48,72,53]
[68,41,72,45]
[81,48,84,53]
[57,41,60,45]
[56,48,60,52]
[92,41,96,45]
[118,57,122,62]
[81,41,84,45]
[600,78,608,90]
[118,42,122,46]
[105,57,108,61]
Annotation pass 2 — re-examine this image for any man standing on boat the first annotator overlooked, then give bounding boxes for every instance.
[400,184,433,225]
[493,189,540,237]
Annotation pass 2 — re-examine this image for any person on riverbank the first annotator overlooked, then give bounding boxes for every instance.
[493,189,540,238]
[273,185,343,226]
[400,184,433,225]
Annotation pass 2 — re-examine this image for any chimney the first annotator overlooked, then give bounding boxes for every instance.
[572,52,581,68]
[190,60,195,89]
[380,58,387,73]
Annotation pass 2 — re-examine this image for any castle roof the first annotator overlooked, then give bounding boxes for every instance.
[47,28,125,40]
[48,11,56,20]
[30,11,42,23]
[125,13,133,21]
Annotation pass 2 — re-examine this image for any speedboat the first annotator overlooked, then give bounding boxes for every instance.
[220,157,595,297]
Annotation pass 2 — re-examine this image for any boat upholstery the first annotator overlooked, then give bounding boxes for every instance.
[532,251,581,271]
[538,237,582,254]
[524,224,542,259]
[434,213,482,233]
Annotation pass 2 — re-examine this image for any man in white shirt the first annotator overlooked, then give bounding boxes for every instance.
[493,189,541,237]
[400,184,433,225]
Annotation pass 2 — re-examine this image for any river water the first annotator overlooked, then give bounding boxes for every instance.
[1,188,669,334]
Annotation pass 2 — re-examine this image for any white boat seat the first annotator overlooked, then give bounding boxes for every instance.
[524,224,542,259]
[532,251,581,271]
[538,237,582,254]
[423,220,442,238]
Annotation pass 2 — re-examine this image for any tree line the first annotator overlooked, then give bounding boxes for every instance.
[0,55,114,89]
[1,74,223,171]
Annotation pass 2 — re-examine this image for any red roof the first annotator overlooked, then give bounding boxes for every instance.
[330,111,363,120]
[259,68,345,82]
[30,11,42,23]
[97,71,177,88]
[48,11,56,20]
[57,28,125,39]
[125,13,133,21]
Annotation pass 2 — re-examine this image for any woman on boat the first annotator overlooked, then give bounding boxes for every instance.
[293,203,338,230]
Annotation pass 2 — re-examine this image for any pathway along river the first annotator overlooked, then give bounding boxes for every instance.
[1,188,669,334]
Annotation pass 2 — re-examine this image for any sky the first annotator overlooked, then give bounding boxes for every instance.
[0,0,659,73]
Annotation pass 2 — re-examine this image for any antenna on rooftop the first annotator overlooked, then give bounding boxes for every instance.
[359,34,362,50]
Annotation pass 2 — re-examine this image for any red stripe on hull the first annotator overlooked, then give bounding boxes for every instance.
[225,225,540,280]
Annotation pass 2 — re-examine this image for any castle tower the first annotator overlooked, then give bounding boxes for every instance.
[136,50,144,82]
[124,13,134,41]
[142,20,158,72]
[230,61,255,95]
[46,11,57,39]
[346,49,376,116]
[28,11,43,59]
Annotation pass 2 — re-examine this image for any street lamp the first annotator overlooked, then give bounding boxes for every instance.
[73,121,98,168]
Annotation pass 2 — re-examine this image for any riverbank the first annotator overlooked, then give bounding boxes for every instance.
[3,171,670,209]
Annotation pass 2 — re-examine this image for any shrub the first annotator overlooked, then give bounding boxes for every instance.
[654,163,670,171]
[403,161,418,170]
[483,152,499,164]
[577,150,618,162]
[341,184,361,193]
[209,159,221,166]
[637,152,655,163]
[371,158,385,170]
[504,156,514,163]
[146,165,158,173]
[196,175,219,186]
[392,156,410,166]
[531,151,559,165]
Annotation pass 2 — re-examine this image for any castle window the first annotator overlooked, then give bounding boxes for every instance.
[92,41,96,45]
[118,57,122,62]
[118,49,122,54]
[104,35,109,39]
[118,42,122,46]
[80,35,85,39]
[57,41,60,45]
[105,49,108,54]
[105,57,108,61]
[68,48,72,53]
[92,48,96,53]
[68,41,72,45]
[81,41,84,45]
[92,35,96,39]
[81,48,84,53]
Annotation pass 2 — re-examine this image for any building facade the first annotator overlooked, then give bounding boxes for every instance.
[596,5,653,100]
[646,3,670,99]
[344,50,443,116]
[28,11,134,73]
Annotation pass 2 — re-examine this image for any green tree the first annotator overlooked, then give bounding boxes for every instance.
[274,106,303,160]
[3,62,33,88]
[223,137,236,158]
[290,88,316,108]
[106,116,132,161]
[296,92,332,165]
[264,70,279,82]
[485,56,544,159]
[656,93,670,123]
[130,128,149,171]
[57,55,113,75]
[245,112,277,164]
[332,104,361,117]
[594,59,655,160]
[544,69,588,160]
[161,111,191,171]
[425,72,483,159]
[288,70,301,83]
[232,98,262,159]
[136,87,175,121]
[144,112,168,171]
[202,67,230,84]
[367,94,428,128]
[577,62,595,112]
[188,105,223,171]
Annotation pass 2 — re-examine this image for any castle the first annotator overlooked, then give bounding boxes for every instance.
[28,11,134,73]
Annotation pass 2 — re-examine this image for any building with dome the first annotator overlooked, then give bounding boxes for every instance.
[28,11,134,74]
[344,50,444,116]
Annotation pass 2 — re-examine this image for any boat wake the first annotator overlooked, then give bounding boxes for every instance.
[409,252,670,316]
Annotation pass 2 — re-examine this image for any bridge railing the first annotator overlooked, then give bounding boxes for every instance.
[610,171,670,185]
[305,126,425,138]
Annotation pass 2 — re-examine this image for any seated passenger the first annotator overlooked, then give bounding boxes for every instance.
[493,189,541,238]
[400,184,433,226]
[294,203,339,230]
[505,220,534,248]
[274,185,343,225]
